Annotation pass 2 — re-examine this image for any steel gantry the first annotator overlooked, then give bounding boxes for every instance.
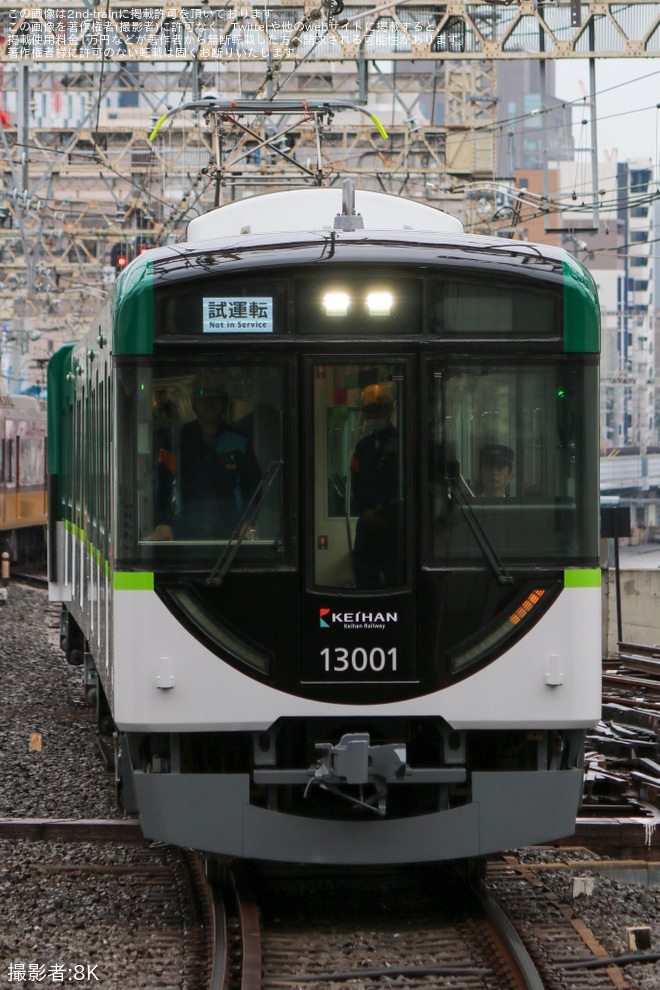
[3,2,660,64]
[1,0,659,337]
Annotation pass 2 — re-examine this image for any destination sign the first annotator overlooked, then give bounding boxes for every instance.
[203,297,274,334]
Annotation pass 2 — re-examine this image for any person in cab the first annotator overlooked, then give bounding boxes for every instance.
[148,371,262,541]
[350,384,400,588]
[478,444,514,498]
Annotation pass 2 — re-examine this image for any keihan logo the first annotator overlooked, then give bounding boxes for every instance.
[319,607,398,630]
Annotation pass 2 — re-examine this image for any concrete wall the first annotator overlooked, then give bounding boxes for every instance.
[602,567,660,655]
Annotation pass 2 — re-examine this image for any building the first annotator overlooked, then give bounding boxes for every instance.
[496,60,575,174]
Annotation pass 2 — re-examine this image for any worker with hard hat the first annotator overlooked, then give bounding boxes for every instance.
[350,383,401,588]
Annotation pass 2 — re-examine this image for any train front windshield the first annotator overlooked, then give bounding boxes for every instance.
[429,362,599,567]
[116,356,597,576]
[111,255,597,577]
[117,363,291,569]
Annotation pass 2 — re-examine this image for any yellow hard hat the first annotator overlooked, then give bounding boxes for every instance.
[361,383,393,408]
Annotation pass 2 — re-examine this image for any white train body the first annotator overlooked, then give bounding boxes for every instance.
[49,186,601,863]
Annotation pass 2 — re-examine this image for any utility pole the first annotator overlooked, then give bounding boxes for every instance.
[17,62,29,196]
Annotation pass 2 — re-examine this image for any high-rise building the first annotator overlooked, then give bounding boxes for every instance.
[496,61,575,174]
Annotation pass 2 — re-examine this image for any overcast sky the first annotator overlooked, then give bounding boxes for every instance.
[555,59,660,167]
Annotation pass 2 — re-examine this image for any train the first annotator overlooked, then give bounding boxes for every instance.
[48,181,602,865]
[0,393,47,563]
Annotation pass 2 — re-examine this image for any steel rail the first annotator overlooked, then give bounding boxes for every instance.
[233,874,263,990]
[209,887,229,990]
[0,817,143,841]
[476,882,545,990]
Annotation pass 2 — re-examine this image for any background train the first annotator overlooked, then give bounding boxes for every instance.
[0,394,47,563]
[48,182,602,865]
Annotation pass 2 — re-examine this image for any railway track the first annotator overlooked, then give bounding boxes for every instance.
[1,828,551,990]
[0,819,216,988]
[3,587,660,989]
[2,817,658,989]
[8,563,48,588]
[487,857,634,990]
[215,857,660,990]
[216,862,556,990]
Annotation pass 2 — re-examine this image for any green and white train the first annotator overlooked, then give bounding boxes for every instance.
[48,183,601,864]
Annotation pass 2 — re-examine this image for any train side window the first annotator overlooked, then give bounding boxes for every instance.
[312,362,407,590]
[6,439,13,484]
[66,401,74,523]
[18,438,44,486]
[75,398,82,529]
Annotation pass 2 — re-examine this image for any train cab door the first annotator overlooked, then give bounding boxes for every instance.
[301,359,418,695]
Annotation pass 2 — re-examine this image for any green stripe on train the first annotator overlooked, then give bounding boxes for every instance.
[113,571,155,591]
[564,568,601,588]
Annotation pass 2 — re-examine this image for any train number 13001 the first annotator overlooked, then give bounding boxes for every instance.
[321,646,398,674]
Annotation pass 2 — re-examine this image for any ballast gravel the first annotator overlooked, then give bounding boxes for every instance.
[2,584,660,988]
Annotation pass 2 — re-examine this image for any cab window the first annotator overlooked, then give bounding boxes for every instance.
[429,362,599,564]
[312,362,407,590]
[115,362,291,569]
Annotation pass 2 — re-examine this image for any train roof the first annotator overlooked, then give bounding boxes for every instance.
[186,188,464,241]
[140,227,572,288]
[103,187,599,356]
[0,394,47,419]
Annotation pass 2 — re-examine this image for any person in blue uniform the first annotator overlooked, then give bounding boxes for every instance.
[350,384,400,588]
[148,372,262,541]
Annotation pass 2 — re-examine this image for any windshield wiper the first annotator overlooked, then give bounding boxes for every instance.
[445,464,513,586]
[206,460,283,587]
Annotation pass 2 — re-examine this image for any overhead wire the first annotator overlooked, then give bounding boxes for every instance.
[3,20,660,293]
[254,0,414,99]
[475,66,660,204]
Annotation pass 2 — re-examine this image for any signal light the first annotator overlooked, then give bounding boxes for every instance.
[110,242,131,275]
[110,237,154,275]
